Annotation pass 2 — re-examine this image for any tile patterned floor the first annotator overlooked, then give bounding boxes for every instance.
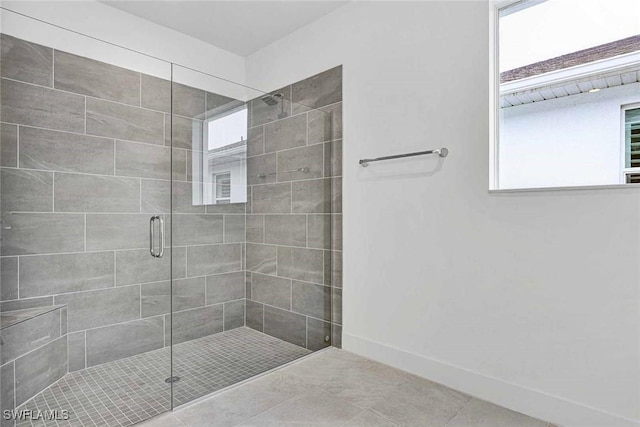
[16,328,311,427]
[141,348,558,427]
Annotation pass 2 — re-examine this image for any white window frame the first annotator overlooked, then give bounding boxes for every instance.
[489,0,533,190]
[621,102,640,183]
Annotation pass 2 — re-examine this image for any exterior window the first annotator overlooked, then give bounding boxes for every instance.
[624,106,640,183]
[493,0,640,190]
[214,172,231,203]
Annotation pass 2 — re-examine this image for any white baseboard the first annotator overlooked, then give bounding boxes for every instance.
[343,333,639,427]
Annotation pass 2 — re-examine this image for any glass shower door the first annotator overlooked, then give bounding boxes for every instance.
[170,64,338,408]
[0,10,173,426]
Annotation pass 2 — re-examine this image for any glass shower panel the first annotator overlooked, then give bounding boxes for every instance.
[170,64,338,408]
[0,10,173,426]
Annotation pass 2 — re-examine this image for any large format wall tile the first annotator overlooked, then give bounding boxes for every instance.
[141,179,171,213]
[263,305,306,347]
[224,215,245,243]
[186,244,242,277]
[54,285,140,332]
[292,179,331,213]
[141,277,205,318]
[324,140,343,177]
[1,79,84,133]
[141,75,171,113]
[86,97,164,144]
[54,51,140,105]
[245,300,264,332]
[292,281,331,321]
[224,300,245,330]
[86,317,165,367]
[54,173,140,213]
[205,272,245,305]
[1,123,18,167]
[1,361,14,427]
[0,308,60,364]
[247,153,277,186]
[251,183,291,213]
[264,215,306,247]
[251,273,291,310]
[291,66,342,112]
[306,318,332,351]
[1,213,84,256]
[172,214,223,246]
[247,126,265,157]
[307,214,330,249]
[172,180,206,213]
[1,257,18,301]
[115,140,172,180]
[168,305,223,344]
[246,244,277,275]
[1,168,53,213]
[276,144,323,182]
[0,123,18,168]
[277,247,324,284]
[19,127,114,175]
[67,331,86,372]
[1,34,52,86]
[246,215,264,243]
[172,83,205,118]
[116,247,185,286]
[86,214,150,251]
[14,336,67,406]
[19,252,114,297]
[168,114,202,150]
[264,114,306,153]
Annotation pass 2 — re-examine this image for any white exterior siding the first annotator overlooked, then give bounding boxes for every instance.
[500,81,640,189]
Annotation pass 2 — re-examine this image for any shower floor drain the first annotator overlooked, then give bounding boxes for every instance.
[164,376,181,384]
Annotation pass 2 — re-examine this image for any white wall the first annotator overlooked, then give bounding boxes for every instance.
[0,1,247,97]
[500,83,640,189]
[247,2,640,426]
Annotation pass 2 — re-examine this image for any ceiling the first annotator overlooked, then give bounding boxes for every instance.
[100,1,348,56]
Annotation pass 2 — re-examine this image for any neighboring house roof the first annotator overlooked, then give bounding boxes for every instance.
[501,34,640,83]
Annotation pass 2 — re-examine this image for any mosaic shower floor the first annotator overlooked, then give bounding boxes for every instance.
[16,327,311,427]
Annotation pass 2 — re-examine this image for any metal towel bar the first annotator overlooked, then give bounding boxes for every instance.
[359,147,449,167]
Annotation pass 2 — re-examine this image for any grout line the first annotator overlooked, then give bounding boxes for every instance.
[83,214,87,252]
[16,125,20,168]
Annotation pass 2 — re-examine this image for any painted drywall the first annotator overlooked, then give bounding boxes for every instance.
[247,2,640,426]
[0,1,247,96]
[500,83,640,189]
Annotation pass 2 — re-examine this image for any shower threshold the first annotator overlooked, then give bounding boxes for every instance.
[16,327,311,427]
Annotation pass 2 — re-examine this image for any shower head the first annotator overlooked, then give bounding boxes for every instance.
[260,93,283,106]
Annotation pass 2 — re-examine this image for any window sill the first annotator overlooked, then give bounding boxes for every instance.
[489,183,640,194]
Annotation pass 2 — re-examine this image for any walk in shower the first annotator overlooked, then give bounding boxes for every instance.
[0,9,342,426]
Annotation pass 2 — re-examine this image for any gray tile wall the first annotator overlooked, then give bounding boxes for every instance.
[244,66,343,350]
[0,34,245,379]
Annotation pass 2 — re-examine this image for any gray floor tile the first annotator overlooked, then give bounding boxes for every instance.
[238,390,362,426]
[18,328,310,427]
[445,398,548,427]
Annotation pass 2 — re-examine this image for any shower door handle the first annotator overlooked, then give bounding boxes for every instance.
[157,216,165,258]
[149,215,164,258]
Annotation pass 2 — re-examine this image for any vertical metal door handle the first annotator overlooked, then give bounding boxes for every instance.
[157,216,165,258]
[150,215,158,257]
[149,215,164,258]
